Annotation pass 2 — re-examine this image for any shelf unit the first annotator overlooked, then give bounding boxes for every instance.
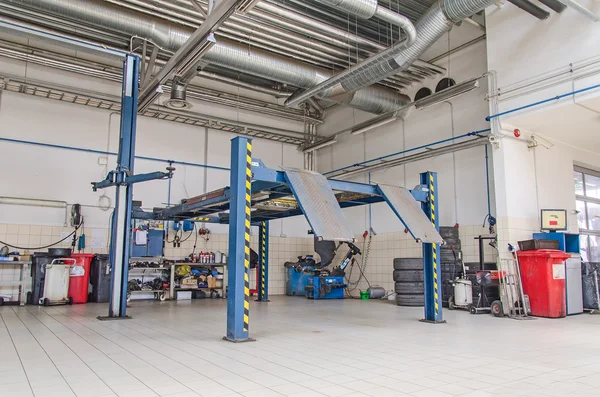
[0,261,31,306]
[128,257,227,300]
[170,262,227,300]
[127,264,169,301]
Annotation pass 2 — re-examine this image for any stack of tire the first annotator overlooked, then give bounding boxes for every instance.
[393,227,464,307]
[439,226,462,307]
[393,258,424,306]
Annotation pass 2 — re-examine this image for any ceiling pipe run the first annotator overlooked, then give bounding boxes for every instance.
[2,0,413,114]
[313,0,417,46]
[508,0,550,19]
[538,0,567,13]
[285,0,498,107]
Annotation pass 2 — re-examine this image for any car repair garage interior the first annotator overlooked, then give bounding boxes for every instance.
[1,0,600,396]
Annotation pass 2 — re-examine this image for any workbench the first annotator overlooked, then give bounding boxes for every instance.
[0,261,31,306]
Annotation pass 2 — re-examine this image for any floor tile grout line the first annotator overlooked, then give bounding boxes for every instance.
[109,316,345,396]
[135,314,366,382]
[12,307,79,396]
[0,310,35,396]
[128,308,371,373]
[42,307,203,397]
[98,315,295,396]
[37,306,170,396]
[22,305,120,396]
[85,312,274,395]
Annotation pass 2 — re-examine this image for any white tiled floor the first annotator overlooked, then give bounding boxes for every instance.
[1,297,600,397]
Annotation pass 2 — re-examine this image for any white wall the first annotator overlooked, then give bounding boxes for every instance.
[486,1,600,252]
[317,22,492,235]
[0,58,310,237]
[486,0,600,114]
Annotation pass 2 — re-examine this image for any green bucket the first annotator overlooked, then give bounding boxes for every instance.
[360,290,369,300]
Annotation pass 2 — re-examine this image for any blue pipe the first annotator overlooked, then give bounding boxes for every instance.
[324,128,491,176]
[486,83,600,121]
[0,137,230,172]
[485,145,491,217]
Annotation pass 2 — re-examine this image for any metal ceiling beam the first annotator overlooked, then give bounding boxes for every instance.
[137,0,239,112]
[0,73,308,145]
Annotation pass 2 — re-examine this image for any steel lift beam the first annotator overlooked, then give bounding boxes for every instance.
[134,137,444,341]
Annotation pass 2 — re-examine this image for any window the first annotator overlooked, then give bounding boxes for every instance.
[574,166,600,262]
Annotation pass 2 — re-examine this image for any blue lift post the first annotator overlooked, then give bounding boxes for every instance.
[105,54,138,319]
[93,55,172,320]
[420,171,444,323]
[224,137,255,342]
[256,221,269,302]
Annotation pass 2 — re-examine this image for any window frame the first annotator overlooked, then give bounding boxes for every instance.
[574,166,600,263]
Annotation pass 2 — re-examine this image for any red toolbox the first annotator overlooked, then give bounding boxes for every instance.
[517,249,571,318]
[69,253,95,304]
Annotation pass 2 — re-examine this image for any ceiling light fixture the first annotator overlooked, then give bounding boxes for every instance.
[414,78,480,109]
[302,136,337,152]
[351,114,397,136]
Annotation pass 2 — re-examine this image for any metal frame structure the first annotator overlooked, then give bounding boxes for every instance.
[420,172,444,323]
[133,136,444,341]
[257,221,270,302]
[91,55,174,320]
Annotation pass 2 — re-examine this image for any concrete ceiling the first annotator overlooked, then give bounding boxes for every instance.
[506,95,600,153]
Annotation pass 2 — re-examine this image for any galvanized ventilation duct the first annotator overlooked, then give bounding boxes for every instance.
[3,0,409,114]
[286,0,498,106]
[314,0,417,46]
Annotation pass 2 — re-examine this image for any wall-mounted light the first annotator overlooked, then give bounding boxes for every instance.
[414,78,480,109]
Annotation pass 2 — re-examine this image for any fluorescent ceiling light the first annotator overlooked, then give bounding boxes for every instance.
[302,136,337,152]
[414,78,480,109]
[351,115,396,136]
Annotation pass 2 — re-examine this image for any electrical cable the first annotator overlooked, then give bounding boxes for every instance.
[191,224,198,255]
[180,228,194,243]
[0,221,83,250]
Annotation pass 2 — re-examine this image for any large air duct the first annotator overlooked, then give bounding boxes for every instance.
[286,0,497,107]
[314,0,417,46]
[2,0,410,113]
[2,0,493,114]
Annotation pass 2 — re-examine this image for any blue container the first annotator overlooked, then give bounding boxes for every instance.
[533,232,580,253]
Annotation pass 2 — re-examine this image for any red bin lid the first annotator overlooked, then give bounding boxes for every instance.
[517,249,571,259]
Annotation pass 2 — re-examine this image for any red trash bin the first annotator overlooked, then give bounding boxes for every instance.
[69,253,95,304]
[517,249,571,318]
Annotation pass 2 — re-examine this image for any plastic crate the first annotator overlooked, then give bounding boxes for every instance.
[518,239,559,251]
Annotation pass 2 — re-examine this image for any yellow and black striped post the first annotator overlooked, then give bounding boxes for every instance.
[420,171,444,323]
[257,221,269,302]
[225,137,255,342]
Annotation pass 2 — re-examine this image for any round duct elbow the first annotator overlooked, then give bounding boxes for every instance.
[346,87,411,115]
[164,82,193,110]
[441,0,499,23]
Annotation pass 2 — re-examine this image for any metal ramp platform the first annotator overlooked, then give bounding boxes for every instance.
[377,184,443,244]
[284,169,354,242]
[127,137,448,339]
